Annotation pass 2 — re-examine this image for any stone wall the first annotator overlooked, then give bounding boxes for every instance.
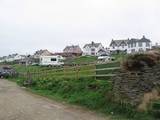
[113,64,160,107]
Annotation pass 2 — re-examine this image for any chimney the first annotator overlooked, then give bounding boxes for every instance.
[91,41,94,45]
[142,35,145,38]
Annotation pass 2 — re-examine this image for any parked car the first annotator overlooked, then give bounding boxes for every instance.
[0,66,17,78]
[98,54,115,63]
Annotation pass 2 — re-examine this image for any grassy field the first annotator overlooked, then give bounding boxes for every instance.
[12,61,121,81]
[7,54,157,120]
[9,74,154,120]
[64,56,97,65]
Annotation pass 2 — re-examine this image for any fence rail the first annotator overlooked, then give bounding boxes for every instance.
[18,62,120,80]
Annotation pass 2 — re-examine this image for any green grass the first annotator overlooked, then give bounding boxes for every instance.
[12,64,52,73]
[8,74,155,120]
[66,56,97,64]
[111,53,127,62]
[7,60,156,120]
[96,62,120,69]
[12,64,96,80]
[75,56,97,64]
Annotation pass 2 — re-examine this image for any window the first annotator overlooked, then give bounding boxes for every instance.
[91,52,95,55]
[146,42,150,47]
[91,48,95,51]
[134,43,136,47]
[138,42,142,47]
[51,58,56,61]
[131,43,133,48]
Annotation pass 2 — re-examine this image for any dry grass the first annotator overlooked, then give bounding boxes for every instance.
[138,89,160,111]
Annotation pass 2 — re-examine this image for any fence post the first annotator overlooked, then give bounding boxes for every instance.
[94,63,97,80]
[63,66,65,77]
[75,64,79,80]
[45,70,47,79]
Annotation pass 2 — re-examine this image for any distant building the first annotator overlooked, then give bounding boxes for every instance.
[83,41,105,56]
[0,54,26,63]
[152,43,160,50]
[6,54,25,62]
[0,57,5,63]
[109,39,128,53]
[97,49,110,56]
[109,36,152,54]
[33,49,53,59]
[63,45,82,56]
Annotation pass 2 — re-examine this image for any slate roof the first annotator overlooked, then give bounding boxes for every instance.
[110,39,128,46]
[98,49,106,52]
[34,49,53,56]
[110,36,151,46]
[83,41,102,48]
[128,36,151,44]
[63,45,82,54]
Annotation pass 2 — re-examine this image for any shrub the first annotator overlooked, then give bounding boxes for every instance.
[122,53,157,71]
[151,101,160,118]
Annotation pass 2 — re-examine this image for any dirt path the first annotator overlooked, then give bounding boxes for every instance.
[0,79,110,120]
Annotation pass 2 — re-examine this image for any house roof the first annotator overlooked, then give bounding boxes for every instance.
[110,36,151,46]
[63,45,82,54]
[110,39,128,46]
[34,49,53,56]
[128,36,151,44]
[139,36,151,42]
[98,49,106,52]
[83,41,102,48]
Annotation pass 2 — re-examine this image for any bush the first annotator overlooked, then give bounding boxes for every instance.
[151,101,160,118]
[122,53,158,71]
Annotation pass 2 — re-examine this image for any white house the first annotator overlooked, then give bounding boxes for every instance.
[39,55,64,66]
[83,41,105,56]
[109,39,128,52]
[109,36,152,54]
[4,54,25,62]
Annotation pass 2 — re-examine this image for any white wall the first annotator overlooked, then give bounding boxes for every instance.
[127,42,151,53]
[109,42,151,54]
[83,44,104,56]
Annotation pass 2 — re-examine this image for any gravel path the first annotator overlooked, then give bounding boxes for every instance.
[0,79,110,120]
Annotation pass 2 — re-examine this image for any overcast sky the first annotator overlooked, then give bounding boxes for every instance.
[0,0,159,56]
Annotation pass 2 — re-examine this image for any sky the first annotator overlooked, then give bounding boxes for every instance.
[0,0,160,56]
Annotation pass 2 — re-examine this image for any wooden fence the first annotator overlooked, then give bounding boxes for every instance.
[18,62,120,80]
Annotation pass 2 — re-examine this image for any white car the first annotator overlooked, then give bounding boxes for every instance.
[98,55,115,63]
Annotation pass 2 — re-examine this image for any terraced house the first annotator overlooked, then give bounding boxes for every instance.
[109,36,152,54]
